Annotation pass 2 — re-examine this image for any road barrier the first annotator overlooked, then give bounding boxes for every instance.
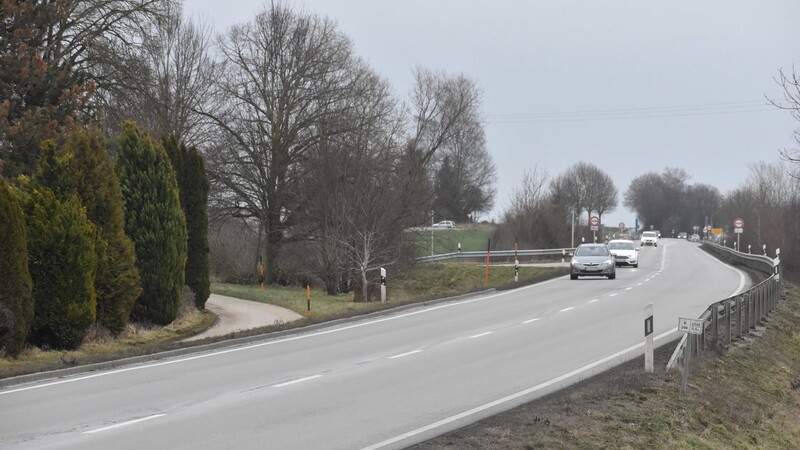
[667,241,782,383]
[417,248,576,263]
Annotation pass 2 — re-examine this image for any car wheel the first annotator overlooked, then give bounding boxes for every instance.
[570,274,578,280]
[608,272,616,280]
[633,263,638,268]
[655,243,658,247]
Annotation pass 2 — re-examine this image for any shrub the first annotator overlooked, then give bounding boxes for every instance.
[117,123,187,325]
[0,178,34,356]
[21,186,97,350]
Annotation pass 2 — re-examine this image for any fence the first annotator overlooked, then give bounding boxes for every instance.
[667,241,782,375]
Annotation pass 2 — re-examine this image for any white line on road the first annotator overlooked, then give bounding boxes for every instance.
[636,283,643,286]
[468,332,493,339]
[608,293,618,297]
[522,318,540,324]
[389,350,422,359]
[625,287,633,291]
[1,277,567,396]
[83,414,166,434]
[559,307,574,312]
[588,299,599,303]
[271,375,323,388]
[362,328,679,450]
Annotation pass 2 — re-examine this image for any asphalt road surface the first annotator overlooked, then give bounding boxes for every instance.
[0,240,747,449]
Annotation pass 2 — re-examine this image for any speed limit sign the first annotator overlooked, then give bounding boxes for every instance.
[734,218,744,228]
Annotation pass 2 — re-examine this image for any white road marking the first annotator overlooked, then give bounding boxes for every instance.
[636,283,643,286]
[0,278,567,396]
[608,293,618,297]
[522,318,541,324]
[362,328,680,450]
[271,375,322,388]
[559,307,574,312]
[83,414,166,434]
[625,287,633,291]
[389,350,422,359]
[468,332,493,339]
[588,299,599,303]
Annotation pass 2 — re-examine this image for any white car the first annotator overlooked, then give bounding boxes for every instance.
[607,239,639,267]
[432,220,455,229]
[640,231,658,247]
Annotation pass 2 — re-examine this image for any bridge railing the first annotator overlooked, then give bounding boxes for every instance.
[667,241,781,374]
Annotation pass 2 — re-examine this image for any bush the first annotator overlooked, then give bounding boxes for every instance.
[36,130,141,335]
[21,186,97,350]
[0,179,34,356]
[117,123,187,325]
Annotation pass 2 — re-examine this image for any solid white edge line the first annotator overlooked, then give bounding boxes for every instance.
[271,374,322,388]
[83,414,166,434]
[2,277,567,396]
[468,332,493,339]
[389,350,422,359]
[361,328,679,450]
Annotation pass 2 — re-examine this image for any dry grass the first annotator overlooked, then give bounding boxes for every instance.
[412,283,800,449]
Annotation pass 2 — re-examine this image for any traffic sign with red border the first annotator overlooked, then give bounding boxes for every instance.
[734,218,744,228]
[590,216,600,226]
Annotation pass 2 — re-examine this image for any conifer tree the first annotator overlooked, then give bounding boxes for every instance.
[117,123,187,324]
[0,179,34,357]
[20,186,97,350]
[37,130,142,335]
[162,136,210,308]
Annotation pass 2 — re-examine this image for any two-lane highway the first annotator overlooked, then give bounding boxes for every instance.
[0,240,747,449]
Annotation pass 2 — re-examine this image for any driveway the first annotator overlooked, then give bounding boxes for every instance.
[183,293,304,342]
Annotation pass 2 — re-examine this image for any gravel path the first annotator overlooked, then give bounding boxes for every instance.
[183,293,304,342]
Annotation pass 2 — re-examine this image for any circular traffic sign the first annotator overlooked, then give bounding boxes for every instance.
[734,218,744,228]
[590,216,600,226]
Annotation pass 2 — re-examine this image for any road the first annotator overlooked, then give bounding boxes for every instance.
[183,294,304,342]
[0,240,747,449]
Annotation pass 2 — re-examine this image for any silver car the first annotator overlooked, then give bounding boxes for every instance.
[570,243,616,280]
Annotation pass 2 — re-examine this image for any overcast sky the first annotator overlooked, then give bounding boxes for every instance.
[184,0,800,230]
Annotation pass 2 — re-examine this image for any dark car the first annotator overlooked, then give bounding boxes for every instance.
[570,243,616,280]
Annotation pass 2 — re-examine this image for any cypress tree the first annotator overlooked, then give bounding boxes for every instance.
[117,123,187,325]
[0,179,34,357]
[43,130,141,335]
[162,136,210,309]
[21,186,97,350]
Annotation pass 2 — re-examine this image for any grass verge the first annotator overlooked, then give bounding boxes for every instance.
[411,282,800,449]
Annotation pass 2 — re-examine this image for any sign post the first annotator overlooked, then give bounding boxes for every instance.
[678,317,704,393]
[380,267,387,304]
[644,304,654,372]
[590,215,600,242]
[734,218,744,252]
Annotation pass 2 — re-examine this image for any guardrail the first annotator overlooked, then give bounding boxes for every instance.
[417,248,576,263]
[667,241,782,378]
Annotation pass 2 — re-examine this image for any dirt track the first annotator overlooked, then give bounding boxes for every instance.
[183,294,303,341]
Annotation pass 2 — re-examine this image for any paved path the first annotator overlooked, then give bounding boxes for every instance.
[183,293,304,341]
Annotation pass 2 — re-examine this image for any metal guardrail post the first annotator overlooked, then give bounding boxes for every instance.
[711,306,718,346]
[724,300,732,344]
[735,295,743,339]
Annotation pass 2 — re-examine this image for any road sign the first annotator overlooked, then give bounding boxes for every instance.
[678,317,703,335]
[590,216,599,226]
[734,218,744,228]
[618,222,625,230]
[704,225,711,232]
[711,228,723,235]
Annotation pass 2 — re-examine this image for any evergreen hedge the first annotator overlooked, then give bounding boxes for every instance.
[163,136,210,309]
[0,179,34,357]
[117,123,187,325]
[21,186,97,350]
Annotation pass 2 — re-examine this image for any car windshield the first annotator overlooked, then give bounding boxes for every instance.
[642,232,656,238]
[608,242,634,250]
[575,246,609,257]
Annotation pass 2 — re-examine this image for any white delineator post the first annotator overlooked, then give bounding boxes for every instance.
[380,267,386,304]
[644,304,654,372]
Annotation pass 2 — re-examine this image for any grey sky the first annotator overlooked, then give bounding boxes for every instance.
[184,0,800,230]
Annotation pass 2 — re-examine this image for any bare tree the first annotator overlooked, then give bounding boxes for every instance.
[101,2,215,146]
[201,2,376,283]
[553,162,617,225]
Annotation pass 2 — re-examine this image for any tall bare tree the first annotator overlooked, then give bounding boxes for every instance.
[202,2,374,283]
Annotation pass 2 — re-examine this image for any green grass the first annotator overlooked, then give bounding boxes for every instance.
[412,224,495,255]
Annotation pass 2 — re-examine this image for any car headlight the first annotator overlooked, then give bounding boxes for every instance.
[571,259,581,266]
[603,258,614,267]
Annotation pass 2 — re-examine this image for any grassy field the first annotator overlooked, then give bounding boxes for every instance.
[412,223,495,255]
[412,282,800,449]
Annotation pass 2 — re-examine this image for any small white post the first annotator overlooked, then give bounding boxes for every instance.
[380,267,386,304]
[514,259,519,282]
[644,304,654,372]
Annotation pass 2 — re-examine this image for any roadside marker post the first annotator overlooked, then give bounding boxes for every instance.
[678,317,704,393]
[306,285,311,318]
[380,267,387,304]
[644,304,654,372]
[484,238,491,287]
